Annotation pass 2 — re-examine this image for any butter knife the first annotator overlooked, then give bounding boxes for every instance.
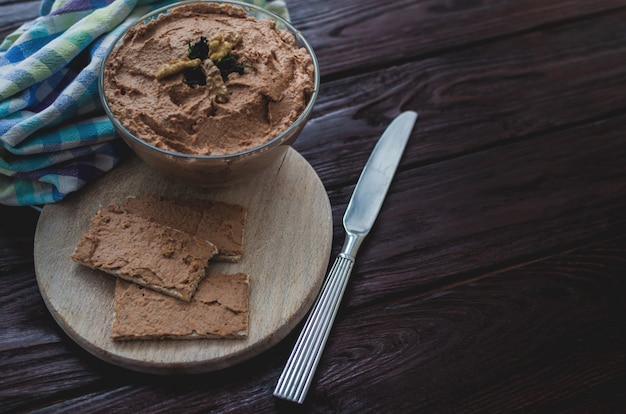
[274,111,418,403]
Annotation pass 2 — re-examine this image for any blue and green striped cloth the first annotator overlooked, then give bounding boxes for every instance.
[0,0,289,206]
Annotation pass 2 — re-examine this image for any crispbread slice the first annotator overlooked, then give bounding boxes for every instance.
[194,201,246,262]
[122,192,202,235]
[111,273,249,340]
[123,193,246,262]
[71,204,218,302]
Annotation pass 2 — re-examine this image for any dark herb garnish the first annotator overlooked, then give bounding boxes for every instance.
[182,36,243,89]
[183,66,206,87]
[188,36,209,60]
[215,54,245,80]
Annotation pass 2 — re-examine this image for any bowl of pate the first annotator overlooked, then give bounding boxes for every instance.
[99,0,319,185]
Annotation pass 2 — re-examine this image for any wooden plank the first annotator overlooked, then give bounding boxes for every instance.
[295,8,626,188]
[0,206,39,269]
[308,236,626,412]
[290,0,626,76]
[334,112,626,307]
[0,267,101,413]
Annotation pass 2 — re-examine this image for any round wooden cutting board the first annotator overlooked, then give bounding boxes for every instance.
[34,148,333,374]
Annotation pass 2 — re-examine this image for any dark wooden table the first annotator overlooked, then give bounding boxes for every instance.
[2,0,626,412]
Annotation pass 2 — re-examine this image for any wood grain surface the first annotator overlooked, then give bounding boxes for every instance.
[2,0,626,412]
[33,149,333,374]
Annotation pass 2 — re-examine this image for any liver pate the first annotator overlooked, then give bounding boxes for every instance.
[111,273,249,340]
[71,203,218,302]
[123,192,246,262]
[103,3,315,155]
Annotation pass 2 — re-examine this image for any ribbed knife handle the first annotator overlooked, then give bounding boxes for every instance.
[273,254,355,404]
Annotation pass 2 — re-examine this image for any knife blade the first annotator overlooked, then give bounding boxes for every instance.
[274,111,418,404]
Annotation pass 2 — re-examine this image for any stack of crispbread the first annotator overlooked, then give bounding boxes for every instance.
[123,192,246,262]
[71,193,249,341]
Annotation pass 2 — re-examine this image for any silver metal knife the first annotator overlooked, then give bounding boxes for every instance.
[273,110,418,403]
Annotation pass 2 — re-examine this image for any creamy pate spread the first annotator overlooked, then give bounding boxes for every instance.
[103,3,315,155]
[70,203,218,302]
[123,192,246,262]
[112,273,249,340]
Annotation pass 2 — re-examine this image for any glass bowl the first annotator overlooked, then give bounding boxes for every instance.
[99,0,319,186]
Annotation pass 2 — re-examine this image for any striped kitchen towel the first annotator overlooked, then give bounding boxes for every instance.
[0,0,289,206]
